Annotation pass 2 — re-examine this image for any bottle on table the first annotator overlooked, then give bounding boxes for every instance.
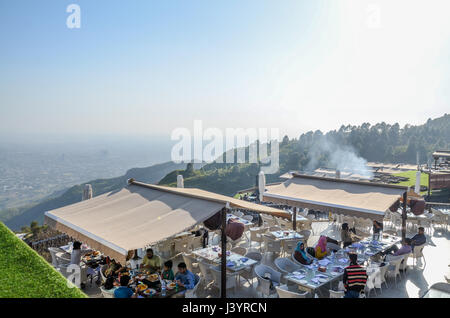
[161,280,166,297]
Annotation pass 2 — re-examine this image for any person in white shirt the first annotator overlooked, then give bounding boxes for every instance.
[70,241,83,265]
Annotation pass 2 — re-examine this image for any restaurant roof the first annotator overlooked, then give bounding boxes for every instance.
[263,173,408,221]
[432,151,450,159]
[45,181,288,263]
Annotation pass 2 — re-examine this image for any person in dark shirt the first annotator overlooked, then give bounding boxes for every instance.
[372,220,383,240]
[410,227,426,252]
[343,253,367,298]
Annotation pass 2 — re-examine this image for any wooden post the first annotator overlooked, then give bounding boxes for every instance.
[221,207,227,298]
[293,207,297,231]
[401,191,407,243]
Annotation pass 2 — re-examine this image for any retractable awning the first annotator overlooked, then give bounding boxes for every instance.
[263,174,408,222]
[45,180,288,263]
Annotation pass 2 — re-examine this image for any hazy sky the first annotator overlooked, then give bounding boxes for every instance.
[1,0,449,140]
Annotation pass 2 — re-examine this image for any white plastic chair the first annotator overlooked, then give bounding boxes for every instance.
[282,239,301,257]
[254,264,282,297]
[48,247,61,267]
[238,252,262,287]
[100,286,116,298]
[249,228,265,251]
[198,261,214,284]
[55,251,71,266]
[274,257,301,283]
[298,230,311,244]
[263,235,282,255]
[329,289,345,298]
[234,211,244,218]
[386,257,403,286]
[261,214,278,227]
[377,264,389,290]
[185,277,202,298]
[276,284,309,298]
[182,253,201,274]
[365,268,378,297]
[210,266,238,294]
[412,244,426,267]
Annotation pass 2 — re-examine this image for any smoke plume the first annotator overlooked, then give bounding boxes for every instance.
[305,135,373,179]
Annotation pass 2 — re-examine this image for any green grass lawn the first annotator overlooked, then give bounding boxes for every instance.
[392,171,429,195]
[0,222,87,298]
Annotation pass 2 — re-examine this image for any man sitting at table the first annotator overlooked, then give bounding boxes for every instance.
[382,238,412,261]
[341,223,360,248]
[410,227,426,252]
[372,220,383,240]
[174,262,199,292]
[114,275,137,298]
[140,248,161,273]
[343,253,367,298]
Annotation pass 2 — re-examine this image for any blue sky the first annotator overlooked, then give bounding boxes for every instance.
[0,0,449,139]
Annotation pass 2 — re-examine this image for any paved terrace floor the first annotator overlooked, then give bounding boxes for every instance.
[83,221,450,298]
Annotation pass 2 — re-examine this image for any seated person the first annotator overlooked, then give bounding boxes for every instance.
[140,248,161,273]
[314,236,328,260]
[104,258,124,277]
[372,220,383,240]
[113,275,136,298]
[103,276,116,290]
[343,253,367,298]
[293,242,313,265]
[161,260,175,280]
[383,238,412,261]
[174,262,199,291]
[410,227,426,251]
[126,250,142,270]
[341,223,360,248]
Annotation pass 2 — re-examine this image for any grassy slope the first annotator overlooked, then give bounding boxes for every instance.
[392,171,429,195]
[0,222,86,298]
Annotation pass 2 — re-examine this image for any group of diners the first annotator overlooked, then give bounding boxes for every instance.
[289,221,427,298]
[100,248,199,298]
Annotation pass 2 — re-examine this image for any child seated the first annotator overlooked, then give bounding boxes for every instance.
[161,260,174,280]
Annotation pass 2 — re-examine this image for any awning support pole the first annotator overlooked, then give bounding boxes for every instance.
[293,207,297,231]
[401,192,407,243]
[221,207,227,299]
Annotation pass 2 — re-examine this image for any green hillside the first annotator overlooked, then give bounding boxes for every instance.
[159,114,450,197]
[0,222,86,298]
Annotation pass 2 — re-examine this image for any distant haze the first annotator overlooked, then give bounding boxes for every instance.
[1,0,449,139]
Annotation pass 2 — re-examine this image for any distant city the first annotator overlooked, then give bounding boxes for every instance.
[0,136,174,210]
